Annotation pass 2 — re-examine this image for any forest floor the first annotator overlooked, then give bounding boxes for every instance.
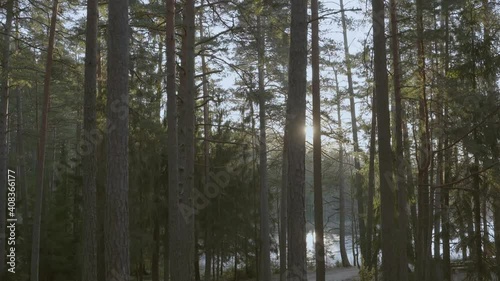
[310,267,360,281]
[252,267,360,281]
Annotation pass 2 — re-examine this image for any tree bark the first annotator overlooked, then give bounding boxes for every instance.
[152,42,162,278]
[415,0,432,278]
[16,91,28,220]
[152,215,160,281]
[311,0,325,278]
[389,0,408,278]
[279,130,287,281]
[82,0,99,279]
[334,70,350,267]
[435,137,443,267]
[30,0,59,279]
[199,5,212,281]
[257,14,272,281]
[195,227,201,281]
[493,148,500,279]
[372,0,401,279]
[366,90,376,269]
[286,0,308,277]
[442,139,451,280]
[175,0,196,277]
[441,14,452,264]
[473,161,483,279]
[250,101,259,279]
[163,224,170,281]
[442,91,451,280]
[105,0,131,280]
[166,0,179,278]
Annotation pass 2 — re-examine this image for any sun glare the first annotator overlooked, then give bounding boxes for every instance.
[305,125,314,141]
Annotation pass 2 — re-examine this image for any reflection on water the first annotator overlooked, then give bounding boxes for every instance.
[305,231,356,267]
[269,231,357,267]
[298,231,465,267]
[201,230,469,272]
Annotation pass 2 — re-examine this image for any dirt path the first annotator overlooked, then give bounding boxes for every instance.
[317,267,360,281]
[265,267,359,281]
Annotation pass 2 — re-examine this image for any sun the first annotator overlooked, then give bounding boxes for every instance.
[305,125,314,142]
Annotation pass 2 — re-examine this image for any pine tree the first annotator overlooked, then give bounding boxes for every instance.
[371,0,402,278]
[81,0,98,279]
[311,0,325,278]
[30,0,59,279]
[105,0,131,279]
[286,0,308,278]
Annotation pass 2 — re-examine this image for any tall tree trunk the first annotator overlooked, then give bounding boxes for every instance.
[351,183,359,267]
[204,229,212,281]
[435,137,443,268]
[389,0,408,278]
[456,189,468,261]
[175,0,196,277]
[372,0,401,279]
[152,33,162,281]
[82,0,99,279]
[105,0,130,280]
[366,90,376,269]
[432,25,442,266]
[97,168,106,281]
[334,70,350,267]
[466,195,475,260]
[165,0,179,278]
[156,37,163,120]
[195,227,201,281]
[493,146,500,279]
[434,54,444,273]
[340,0,365,263]
[16,92,28,219]
[163,224,169,281]
[286,0,308,277]
[30,0,58,279]
[415,0,432,278]
[442,138,451,280]
[95,37,106,281]
[441,106,451,280]
[279,130,287,281]
[482,187,488,245]
[472,160,483,279]
[0,0,14,274]
[250,101,259,280]
[257,14,272,281]
[49,127,57,197]
[311,0,325,278]
[152,215,160,281]
[73,123,81,261]
[13,7,23,211]
[199,4,212,280]
[434,172,442,260]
